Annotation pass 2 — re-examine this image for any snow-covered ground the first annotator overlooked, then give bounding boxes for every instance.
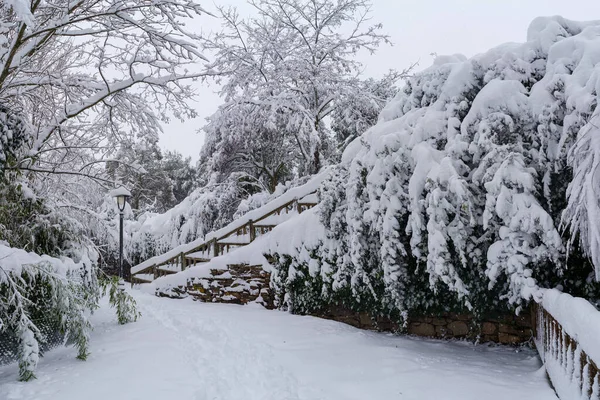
[0,293,557,400]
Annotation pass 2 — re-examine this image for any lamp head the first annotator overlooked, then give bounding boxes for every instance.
[111,186,131,213]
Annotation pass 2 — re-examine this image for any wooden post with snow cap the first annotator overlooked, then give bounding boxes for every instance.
[180,252,186,271]
[249,219,255,242]
[295,197,301,214]
[212,238,218,258]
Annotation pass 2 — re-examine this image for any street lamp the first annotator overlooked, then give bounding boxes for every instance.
[111,186,131,287]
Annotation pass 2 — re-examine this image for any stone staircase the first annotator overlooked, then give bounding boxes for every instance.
[130,177,323,304]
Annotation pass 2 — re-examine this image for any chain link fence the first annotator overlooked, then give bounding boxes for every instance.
[0,317,68,366]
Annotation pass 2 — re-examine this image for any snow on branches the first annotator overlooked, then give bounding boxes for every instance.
[200,0,410,181]
[0,0,209,182]
[270,17,600,317]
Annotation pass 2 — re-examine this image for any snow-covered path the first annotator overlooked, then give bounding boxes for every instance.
[0,293,557,400]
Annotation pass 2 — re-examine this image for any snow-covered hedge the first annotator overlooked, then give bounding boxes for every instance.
[267,16,600,319]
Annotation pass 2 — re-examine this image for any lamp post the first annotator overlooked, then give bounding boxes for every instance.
[111,186,131,287]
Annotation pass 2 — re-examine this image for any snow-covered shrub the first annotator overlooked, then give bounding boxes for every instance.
[102,275,140,325]
[268,17,600,320]
[0,245,97,381]
[0,244,141,381]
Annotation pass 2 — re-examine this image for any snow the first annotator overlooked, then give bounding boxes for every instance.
[133,274,154,282]
[131,170,328,275]
[218,233,251,244]
[109,186,132,198]
[254,210,299,226]
[298,193,319,204]
[0,243,83,279]
[0,293,557,400]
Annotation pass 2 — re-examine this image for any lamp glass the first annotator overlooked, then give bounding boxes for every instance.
[117,195,126,212]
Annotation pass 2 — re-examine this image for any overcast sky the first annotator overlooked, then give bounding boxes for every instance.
[159,0,599,161]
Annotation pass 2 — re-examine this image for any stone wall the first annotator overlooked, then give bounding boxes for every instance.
[316,305,534,345]
[158,267,533,345]
[157,264,274,308]
[407,313,533,344]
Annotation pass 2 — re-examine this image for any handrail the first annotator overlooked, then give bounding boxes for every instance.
[535,292,600,400]
[132,195,313,276]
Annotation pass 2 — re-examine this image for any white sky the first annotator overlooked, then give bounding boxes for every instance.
[159,0,600,161]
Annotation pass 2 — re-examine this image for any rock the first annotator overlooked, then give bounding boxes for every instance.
[328,305,350,317]
[499,323,529,336]
[482,322,497,335]
[375,316,399,332]
[514,314,532,328]
[210,268,229,276]
[435,325,448,336]
[481,334,498,343]
[498,332,522,345]
[376,319,392,331]
[185,264,272,306]
[432,318,447,326]
[455,314,471,321]
[447,321,469,336]
[335,316,361,328]
[408,322,435,337]
[358,312,372,327]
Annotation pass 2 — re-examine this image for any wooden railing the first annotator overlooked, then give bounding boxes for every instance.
[535,300,600,399]
[131,194,318,284]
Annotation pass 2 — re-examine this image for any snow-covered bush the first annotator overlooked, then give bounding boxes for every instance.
[0,245,97,381]
[0,243,140,381]
[268,17,600,322]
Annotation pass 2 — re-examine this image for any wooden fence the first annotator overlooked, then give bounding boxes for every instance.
[535,301,600,400]
[131,194,317,284]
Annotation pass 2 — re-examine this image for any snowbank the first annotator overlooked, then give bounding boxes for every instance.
[0,293,557,399]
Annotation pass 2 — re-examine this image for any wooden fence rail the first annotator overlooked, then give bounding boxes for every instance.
[131,194,318,284]
[535,302,600,400]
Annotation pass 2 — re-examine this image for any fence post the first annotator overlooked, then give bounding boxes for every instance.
[212,238,219,258]
[249,220,255,242]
